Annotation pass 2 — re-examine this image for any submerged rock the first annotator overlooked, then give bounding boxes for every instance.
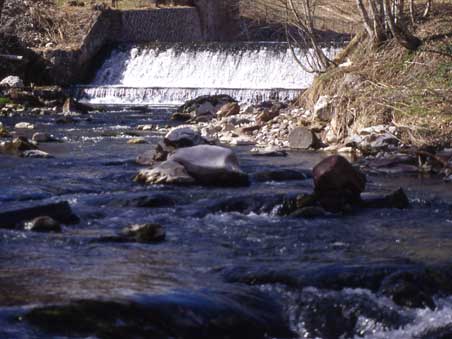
[32,132,58,143]
[253,169,308,182]
[169,145,249,187]
[121,223,166,243]
[24,216,62,233]
[25,287,294,339]
[0,201,79,229]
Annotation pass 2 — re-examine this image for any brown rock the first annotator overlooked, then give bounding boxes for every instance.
[217,102,240,118]
[313,155,366,197]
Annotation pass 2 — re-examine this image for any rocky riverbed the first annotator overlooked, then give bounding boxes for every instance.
[1,99,452,338]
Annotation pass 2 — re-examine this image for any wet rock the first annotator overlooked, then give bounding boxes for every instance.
[56,115,78,124]
[112,194,177,208]
[15,121,34,129]
[361,188,410,209]
[278,193,318,216]
[153,141,176,162]
[121,223,166,243]
[134,160,195,185]
[294,289,407,339]
[419,324,452,339]
[379,270,437,309]
[135,150,155,166]
[21,149,53,158]
[0,136,38,156]
[25,287,294,339]
[313,155,366,211]
[195,194,286,217]
[253,169,308,182]
[250,147,287,157]
[169,145,249,187]
[288,127,317,149]
[24,216,62,233]
[0,75,24,88]
[0,201,79,229]
[216,102,240,118]
[127,137,147,144]
[32,132,58,143]
[290,206,326,218]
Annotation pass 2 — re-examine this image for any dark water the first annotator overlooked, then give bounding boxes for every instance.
[1,109,452,338]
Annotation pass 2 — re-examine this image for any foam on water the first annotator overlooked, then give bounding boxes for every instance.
[75,43,338,105]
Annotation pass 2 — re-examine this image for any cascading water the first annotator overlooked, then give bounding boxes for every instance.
[74,42,338,106]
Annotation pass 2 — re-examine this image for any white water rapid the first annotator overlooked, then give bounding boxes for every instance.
[75,43,338,106]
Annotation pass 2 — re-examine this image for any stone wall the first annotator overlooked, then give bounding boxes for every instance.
[119,8,203,43]
[37,2,241,85]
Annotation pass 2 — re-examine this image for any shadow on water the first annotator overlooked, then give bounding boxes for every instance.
[1,108,452,338]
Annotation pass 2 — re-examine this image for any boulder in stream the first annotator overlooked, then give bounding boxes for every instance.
[0,201,79,229]
[169,145,249,187]
[24,216,62,233]
[25,287,294,339]
[313,155,366,212]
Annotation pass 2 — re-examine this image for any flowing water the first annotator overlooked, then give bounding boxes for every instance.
[1,42,452,338]
[74,42,337,105]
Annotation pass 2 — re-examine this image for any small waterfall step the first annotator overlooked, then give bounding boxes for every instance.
[78,42,338,105]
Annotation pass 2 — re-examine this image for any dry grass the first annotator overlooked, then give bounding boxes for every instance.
[298,4,452,147]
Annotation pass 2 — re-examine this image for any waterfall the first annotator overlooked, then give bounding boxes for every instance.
[75,42,338,106]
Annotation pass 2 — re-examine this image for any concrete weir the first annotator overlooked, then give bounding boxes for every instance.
[37,1,239,86]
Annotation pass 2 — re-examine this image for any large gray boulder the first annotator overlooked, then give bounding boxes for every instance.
[169,145,249,186]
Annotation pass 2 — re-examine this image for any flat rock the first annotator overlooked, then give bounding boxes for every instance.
[127,137,147,144]
[288,127,316,149]
[121,223,166,243]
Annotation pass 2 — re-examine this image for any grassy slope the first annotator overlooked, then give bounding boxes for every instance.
[299,5,452,147]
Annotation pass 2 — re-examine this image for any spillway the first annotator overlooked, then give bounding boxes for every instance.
[74,42,337,106]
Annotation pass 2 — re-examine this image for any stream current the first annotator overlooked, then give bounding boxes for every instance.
[1,108,452,338]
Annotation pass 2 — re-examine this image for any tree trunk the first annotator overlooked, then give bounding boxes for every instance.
[409,0,416,25]
[383,0,422,50]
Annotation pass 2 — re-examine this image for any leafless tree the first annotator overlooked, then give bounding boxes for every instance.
[355,0,421,50]
[284,0,334,73]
